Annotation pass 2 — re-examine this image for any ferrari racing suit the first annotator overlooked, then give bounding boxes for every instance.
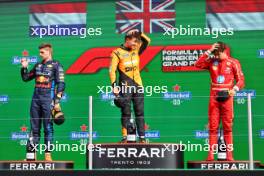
[195,51,245,160]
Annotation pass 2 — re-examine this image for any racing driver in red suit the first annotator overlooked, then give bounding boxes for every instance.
[195,42,245,161]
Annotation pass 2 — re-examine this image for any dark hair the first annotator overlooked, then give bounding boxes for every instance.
[38,43,52,49]
[216,41,227,52]
[125,32,141,41]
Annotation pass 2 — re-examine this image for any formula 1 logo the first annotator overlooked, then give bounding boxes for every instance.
[66,45,215,74]
[66,46,162,74]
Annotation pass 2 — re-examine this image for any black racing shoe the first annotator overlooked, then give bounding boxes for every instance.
[119,137,127,144]
[138,138,146,144]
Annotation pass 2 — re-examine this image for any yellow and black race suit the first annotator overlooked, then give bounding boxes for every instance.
[109,33,150,138]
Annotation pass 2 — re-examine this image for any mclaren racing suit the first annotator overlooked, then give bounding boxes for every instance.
[195,51,245,160]
[21,60,65,152]
[109,33,150,139]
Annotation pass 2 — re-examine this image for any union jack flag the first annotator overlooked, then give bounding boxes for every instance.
[116,0,175,33]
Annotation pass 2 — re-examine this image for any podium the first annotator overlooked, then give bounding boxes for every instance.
[87,143,184,169]
[187,160,262,170]
[0,161,74,170]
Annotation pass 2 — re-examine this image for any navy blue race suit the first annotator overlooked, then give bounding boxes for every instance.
[21,60,65,152]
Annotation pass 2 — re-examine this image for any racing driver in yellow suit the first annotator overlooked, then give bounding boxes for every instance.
[109,29,150,143]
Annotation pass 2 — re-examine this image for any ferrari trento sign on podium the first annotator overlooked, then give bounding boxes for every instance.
[87,143,184,169]
[0,161,74,170]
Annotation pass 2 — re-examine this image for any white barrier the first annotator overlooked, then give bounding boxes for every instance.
[89,96,93,170]
[247,94,254,170]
